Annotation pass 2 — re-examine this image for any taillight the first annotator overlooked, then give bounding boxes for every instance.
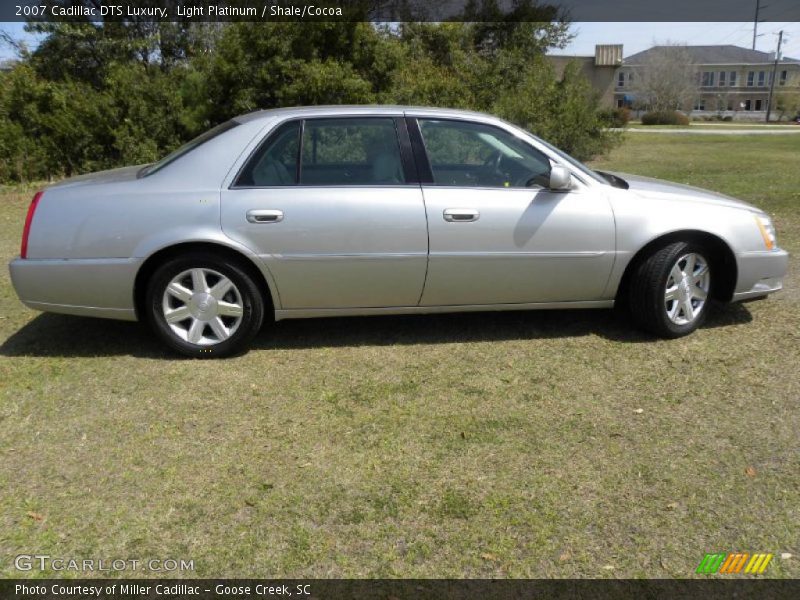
[20,191,43,259]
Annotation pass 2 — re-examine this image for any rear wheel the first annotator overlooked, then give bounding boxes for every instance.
[628,242,712,338]
[145,253,265,358]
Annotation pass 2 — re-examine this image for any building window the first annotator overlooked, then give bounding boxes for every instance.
[779,70,787,86]
[755,99,763,111]
[617,71,625,87]
[701,71,715,87]
[693,99,706,111]
[743,99,752,110]
[757,71,765,86]
[729,71,737,86]
[719,71,726,86]
[747,71,754,86]
[616,98,624,108]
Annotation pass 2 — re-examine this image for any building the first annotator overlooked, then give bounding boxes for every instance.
[615,45,800,120]
[0,59,16,72]
[548,45,623,108]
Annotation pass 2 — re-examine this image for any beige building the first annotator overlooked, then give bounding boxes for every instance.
[548,45,623,108]
[616,45,800,120]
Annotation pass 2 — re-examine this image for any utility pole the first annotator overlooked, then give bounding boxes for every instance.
[752,0,761,49]
[765,30,783,122]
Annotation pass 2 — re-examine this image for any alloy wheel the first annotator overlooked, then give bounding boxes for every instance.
[161,268,244,345]
[664,253,711,325]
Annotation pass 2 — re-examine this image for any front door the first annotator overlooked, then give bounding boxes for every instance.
[412,117,615,306]
[221,116,428,309]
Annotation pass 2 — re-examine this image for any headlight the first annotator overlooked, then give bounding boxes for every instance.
[755,214,777,250]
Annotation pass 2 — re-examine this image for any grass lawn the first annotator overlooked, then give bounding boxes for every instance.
[1,133,798,579]
[627,122,800,130]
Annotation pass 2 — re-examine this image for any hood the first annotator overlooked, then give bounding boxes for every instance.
[607,171,762,213]
[47,164,148,189]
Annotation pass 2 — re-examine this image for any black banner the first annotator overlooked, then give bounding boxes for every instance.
[1,0,799,23]
[2,579,800,600]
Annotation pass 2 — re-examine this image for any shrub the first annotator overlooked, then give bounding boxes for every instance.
[598,107,631,128]
[641,110,690,126]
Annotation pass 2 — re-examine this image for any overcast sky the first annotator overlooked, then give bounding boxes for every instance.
[1,21,799,62]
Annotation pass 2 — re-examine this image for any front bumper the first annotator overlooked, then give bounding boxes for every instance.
[732,248,789,301]
[9,257,140,321]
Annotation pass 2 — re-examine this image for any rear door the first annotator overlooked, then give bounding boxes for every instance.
[221,115,428,309]
[409,116,615,306]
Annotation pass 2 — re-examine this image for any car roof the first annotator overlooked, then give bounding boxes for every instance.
[233,105,493,124]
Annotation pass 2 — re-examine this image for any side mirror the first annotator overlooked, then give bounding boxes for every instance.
[548,165,572,191]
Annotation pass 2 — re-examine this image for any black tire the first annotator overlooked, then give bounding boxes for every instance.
[628,241,712,338]
[145,252,265,358]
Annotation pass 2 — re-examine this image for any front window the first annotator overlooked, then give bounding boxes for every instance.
[701,71,715,87]
[747,71,754,86]
[757,71,765,86]
[719,71,726,86]
[779,70,787,85]
[729,71,737,86]
[418,119,555,188]
[617,71,625,87]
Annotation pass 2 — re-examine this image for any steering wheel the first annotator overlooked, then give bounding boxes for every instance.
[482,150,505,178]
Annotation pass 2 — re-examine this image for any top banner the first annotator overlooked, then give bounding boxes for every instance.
[2,0,799,23]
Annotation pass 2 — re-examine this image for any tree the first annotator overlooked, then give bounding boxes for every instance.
[630,45,698,112]
[775,90,800,121]
[0,2,621,182]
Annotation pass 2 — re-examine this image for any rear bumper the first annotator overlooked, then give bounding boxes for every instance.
[9,257,140,321]
[732,249,789,302]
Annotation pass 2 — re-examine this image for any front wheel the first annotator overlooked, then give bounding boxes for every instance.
[628,242,712,338]
[145,253,265,358]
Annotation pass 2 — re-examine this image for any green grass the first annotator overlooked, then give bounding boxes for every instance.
[1,133,798,579]
[628,122,800,129]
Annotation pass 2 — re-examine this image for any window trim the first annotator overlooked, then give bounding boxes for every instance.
[230,115,418,189]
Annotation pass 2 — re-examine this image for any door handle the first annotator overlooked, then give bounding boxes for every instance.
[443,208,480,222]
[246,209,284,224]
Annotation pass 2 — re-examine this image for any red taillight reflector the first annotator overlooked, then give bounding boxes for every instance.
[20,191,43,259]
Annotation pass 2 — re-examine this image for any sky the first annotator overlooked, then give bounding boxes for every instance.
[556,22,800,60]
[1,20,799,62]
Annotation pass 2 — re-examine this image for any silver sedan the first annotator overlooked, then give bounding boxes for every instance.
[9,106,789,357]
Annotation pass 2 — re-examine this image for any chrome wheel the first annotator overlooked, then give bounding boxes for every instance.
[664,253,710,325]
[161,268,244,345]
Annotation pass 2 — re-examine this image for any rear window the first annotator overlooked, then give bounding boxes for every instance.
[139,120,240,177]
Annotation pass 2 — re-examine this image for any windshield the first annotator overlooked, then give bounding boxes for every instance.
[528,135,609,186]
[139,120,240,177]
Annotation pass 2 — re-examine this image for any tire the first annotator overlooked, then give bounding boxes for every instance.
[145,252,265,358]
[628,242,713,338]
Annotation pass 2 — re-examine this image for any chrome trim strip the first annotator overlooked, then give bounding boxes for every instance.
[275,300,614,320]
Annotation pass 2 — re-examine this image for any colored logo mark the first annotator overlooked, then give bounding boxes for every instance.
[696,553,773,574]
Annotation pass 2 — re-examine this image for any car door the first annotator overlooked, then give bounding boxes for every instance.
[221,116,428,309]
[410,116,615,306]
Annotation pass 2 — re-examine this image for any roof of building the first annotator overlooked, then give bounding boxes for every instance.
[625,45,799,65]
